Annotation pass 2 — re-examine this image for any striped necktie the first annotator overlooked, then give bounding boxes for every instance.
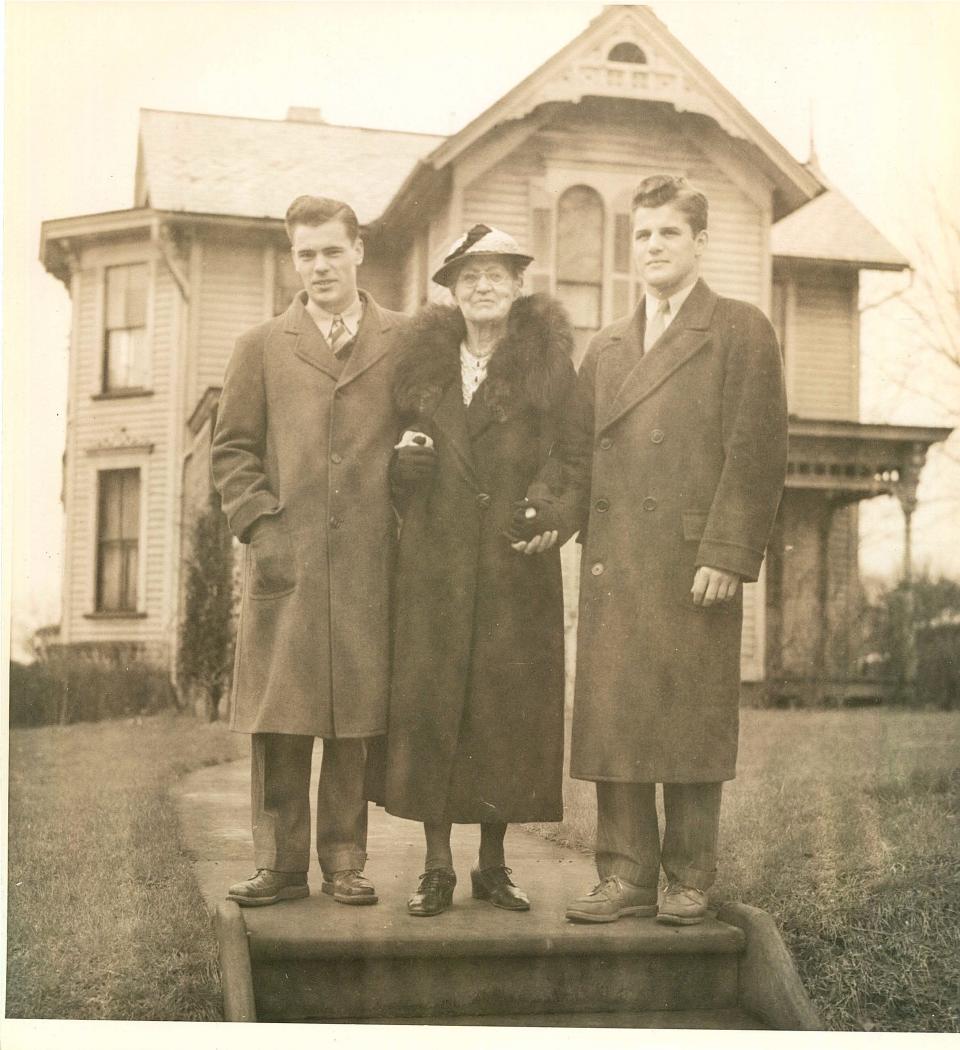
[328,315,353,358]
[644,298,671,353]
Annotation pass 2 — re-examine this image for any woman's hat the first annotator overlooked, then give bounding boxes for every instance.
[432,224,534,287]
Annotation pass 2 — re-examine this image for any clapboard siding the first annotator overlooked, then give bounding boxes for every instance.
[462,146,542,253]
[788,276,857,420]
[194,239,266,402]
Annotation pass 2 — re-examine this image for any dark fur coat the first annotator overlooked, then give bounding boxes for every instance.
[381,293,578,825]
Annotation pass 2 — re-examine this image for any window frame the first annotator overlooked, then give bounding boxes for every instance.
[100,261,152,395]
[85,453,149,620]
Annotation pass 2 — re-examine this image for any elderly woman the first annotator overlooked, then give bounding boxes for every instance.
[384,225,579,917]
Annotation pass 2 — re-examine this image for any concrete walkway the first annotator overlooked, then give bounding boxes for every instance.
[177,741,605,922]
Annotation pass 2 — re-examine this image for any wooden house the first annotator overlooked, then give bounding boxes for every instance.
[40,5,950,702]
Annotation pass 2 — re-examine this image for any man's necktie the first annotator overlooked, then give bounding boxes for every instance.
[645,298,671,352]
[328,315,352,358]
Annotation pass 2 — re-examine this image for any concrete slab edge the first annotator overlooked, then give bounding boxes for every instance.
[717,902,822,1031]
[215,901,258,1022]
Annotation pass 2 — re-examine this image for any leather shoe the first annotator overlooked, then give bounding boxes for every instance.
[565,875,657,923]
[226,869,309,907]
[657,884,708,925]
[321,869,378,905]
[408,868,457,916]
[471,865,530,911]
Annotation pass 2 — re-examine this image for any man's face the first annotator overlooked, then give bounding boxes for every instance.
[632,203,707,299]
[290,220,364,315]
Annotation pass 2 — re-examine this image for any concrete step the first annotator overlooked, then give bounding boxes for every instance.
[179,757,819,1028]
[245,901,744,1021]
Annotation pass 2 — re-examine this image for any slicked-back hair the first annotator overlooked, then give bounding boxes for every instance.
[631,175,708,235]
[285,195,360,243]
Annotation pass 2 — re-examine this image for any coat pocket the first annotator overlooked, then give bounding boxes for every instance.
[247,515,297,599]
[681,510,709,542]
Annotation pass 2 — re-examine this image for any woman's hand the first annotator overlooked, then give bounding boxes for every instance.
[511,531,558,555]
[393,430,436,485]
[505,499,561,554]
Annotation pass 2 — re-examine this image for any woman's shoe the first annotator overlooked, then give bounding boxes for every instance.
[471,865,530,911]
[408,868,457,916]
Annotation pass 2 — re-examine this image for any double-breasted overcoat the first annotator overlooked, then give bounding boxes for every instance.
[384,294,578,824]
[211,291,406,738]
[568,279,788,783]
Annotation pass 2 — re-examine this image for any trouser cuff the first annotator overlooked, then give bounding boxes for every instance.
[665,862,717,892]
[596,851,657,891]
[254,850,310,874]
[320,848,367,878]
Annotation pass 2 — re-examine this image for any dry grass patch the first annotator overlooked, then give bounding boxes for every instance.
[533,708,960,1032]
[6,713,247,1020]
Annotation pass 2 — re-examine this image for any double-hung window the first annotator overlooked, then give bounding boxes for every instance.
[103,263,148,392]
[95,468,140,613]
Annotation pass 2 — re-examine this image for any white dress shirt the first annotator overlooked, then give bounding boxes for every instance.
[303,293,364,342]
[643,279,698,353]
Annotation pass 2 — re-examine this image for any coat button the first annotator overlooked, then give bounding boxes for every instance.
[651,429,665,444]
[331,452,343,464]
[329,516,342,529]
[591,562,604,576]
[476,492,491,509]
[642,497,658,512]
[599,437,613,450]
[595,498,610,513]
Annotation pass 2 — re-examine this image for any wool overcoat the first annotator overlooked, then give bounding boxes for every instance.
[383,294,578,824]
[569,279,788,783]
[211,292,406,738]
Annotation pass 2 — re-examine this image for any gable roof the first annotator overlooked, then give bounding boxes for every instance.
[135,109,444,227]
[772,179,910,271]
[407,4,822,221]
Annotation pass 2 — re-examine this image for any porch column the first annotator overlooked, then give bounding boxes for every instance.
[892,443,927,695]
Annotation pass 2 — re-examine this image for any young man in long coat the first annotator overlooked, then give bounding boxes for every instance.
[560,175,789,925]
[211,195,406,907]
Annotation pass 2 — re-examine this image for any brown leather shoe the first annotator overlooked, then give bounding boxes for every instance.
[408,868,457,916]
[471,865,530,911]
[656,884,708,925]
[321,868,378,905]
[226,869,309,907]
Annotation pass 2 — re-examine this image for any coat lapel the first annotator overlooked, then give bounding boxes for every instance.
[432,381,481,491]
[285,295,340,381]
[336,293,394,390]
[600,279,718,433]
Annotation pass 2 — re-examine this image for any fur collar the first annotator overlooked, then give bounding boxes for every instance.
[393,293,574,423]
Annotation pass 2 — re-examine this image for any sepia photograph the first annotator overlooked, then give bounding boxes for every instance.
[3,1,959,1045]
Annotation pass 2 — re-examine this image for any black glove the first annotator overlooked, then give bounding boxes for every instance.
[503,498,562,543]
[393,440,437,486]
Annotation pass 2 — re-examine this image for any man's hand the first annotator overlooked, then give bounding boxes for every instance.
[511,531,559,555]
[691,566,740,606]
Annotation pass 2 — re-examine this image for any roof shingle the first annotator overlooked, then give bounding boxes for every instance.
[137,109,443,226]
[772,184,909,270]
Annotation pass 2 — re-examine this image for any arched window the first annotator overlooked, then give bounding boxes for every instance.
[607,42,646,64]
[556,186,604,362]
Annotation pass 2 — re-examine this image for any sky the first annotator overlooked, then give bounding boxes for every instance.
[4,0,960,652]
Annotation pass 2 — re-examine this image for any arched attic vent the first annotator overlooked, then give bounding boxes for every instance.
[607,41,647,64]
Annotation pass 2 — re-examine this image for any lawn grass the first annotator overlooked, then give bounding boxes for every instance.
[6,712,247,1020]
[537,707,960,1033]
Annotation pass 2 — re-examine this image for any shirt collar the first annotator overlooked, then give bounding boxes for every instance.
[645,277,698,326]
[300,292,364,338]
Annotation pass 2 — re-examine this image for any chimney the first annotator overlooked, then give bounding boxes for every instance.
[286,106,326,124]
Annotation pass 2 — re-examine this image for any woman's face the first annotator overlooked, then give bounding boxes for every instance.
[452,257,522,325]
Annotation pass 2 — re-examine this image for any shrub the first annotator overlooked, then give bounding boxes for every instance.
[10,644,175,728]
[177,494,236,721]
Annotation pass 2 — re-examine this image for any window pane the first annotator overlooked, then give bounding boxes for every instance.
[126,327,148,388]
[98,545,123,611]
[557,282,601,329]
[557,186,604,283]
[125,265,148,326]
[106,330,132,390]
[97,470,140,611]
[275,252,302,315]
[106,267,129,329]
